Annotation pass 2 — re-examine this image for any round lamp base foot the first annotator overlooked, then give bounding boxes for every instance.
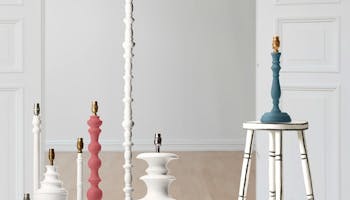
[261,111,291,123]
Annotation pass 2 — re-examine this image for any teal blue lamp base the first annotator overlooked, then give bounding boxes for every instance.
[260,36,292,124]
[261,111,291,123]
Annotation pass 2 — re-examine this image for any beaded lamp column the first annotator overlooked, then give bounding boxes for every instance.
[261,36,291,123]
[87,101,103,200]
[122,0,135,199]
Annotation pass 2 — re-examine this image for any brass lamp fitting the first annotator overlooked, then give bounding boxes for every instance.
[48,149,55,166]
[77,138,84,153]
[23,193,30,200]
[33,103,40,116]
[154,133,162,153]
[91,101,98,115]
[272,36,280,53]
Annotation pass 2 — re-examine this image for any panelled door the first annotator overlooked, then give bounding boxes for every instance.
[0,0,42,199]
[256,1,349,200]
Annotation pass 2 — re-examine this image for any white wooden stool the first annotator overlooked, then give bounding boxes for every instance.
[238,121,314,200]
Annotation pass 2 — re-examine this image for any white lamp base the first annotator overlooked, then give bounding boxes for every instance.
[34,165,68,200]
[137,153,178,200]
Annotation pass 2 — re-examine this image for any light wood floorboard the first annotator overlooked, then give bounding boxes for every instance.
[50,151,255,200]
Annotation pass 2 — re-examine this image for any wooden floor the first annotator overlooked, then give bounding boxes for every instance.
[53,151,255,200]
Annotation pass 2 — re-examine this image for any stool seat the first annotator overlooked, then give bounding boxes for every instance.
[243,121,308,131]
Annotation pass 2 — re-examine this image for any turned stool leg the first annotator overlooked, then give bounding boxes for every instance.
[269,131,276,200]
[238,130,255,200]
[297,131,314,200]
[275,131,283,200]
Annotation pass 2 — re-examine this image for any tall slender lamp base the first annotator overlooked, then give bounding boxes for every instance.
[260,36,292,124]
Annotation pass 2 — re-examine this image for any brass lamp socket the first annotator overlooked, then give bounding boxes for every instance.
[91,101,98,115]
[33,103,40,116]
[77,138,84,153]
[273,36,280,53]
[48,148,55,166]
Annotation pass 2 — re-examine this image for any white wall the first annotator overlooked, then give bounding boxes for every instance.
[45,0,255,151]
